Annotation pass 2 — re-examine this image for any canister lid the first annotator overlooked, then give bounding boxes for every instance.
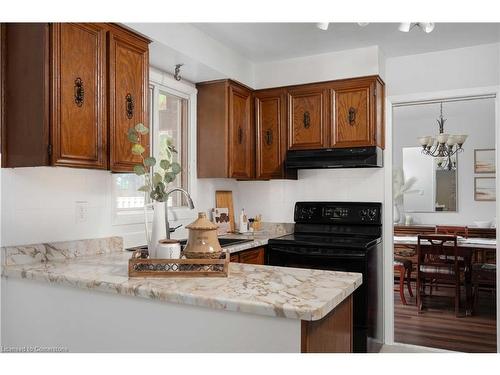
[185,212,218,230]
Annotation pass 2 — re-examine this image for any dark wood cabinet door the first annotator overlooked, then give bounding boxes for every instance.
[230,253,240,262]
[51,23,107,169]
[332,84,372,148]
[228,84,253,178]
[108,27,149,172]
[238,247,265,265]
[287,87,328,150]
[255,89,284,179]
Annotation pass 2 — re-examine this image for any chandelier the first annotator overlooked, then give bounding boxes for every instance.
[417,103,467,171]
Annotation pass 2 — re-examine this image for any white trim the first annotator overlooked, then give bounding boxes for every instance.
[384,85,500,352]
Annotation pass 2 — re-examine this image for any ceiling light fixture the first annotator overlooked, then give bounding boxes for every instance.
[398,22,412,32]
[316,22,329,31]
[357,22,369,27]
[417,102,467,171]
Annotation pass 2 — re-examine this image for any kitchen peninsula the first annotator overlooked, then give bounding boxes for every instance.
[1,237,361,353]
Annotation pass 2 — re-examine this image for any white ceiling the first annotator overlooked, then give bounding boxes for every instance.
[191,23,500,62]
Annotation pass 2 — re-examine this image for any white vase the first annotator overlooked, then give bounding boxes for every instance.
[145,201,167,258]
[393,204,400,224]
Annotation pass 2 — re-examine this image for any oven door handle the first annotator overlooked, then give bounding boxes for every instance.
[268,246,366,258]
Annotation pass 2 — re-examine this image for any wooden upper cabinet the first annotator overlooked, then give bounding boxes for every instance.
[331,76,384,149]
[51,23,107,169]
[197,79,254,179]
[108,26,150,172]
[287,86,329,150]
[255,88,285,179]
[1,23,150,170]
[229,84,253,179]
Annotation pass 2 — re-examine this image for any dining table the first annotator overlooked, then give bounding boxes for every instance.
[393,235,497,315]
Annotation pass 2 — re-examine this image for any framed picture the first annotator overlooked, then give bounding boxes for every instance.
[474,149,495,173]
[474,177,496,201]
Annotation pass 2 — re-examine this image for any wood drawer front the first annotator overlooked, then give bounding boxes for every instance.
[109,29,149,172]
[287,88,328,150]
[238,247,265,265]
[332,85,372,148]
[51,23,107,169]
[228,84,253,179]
[255,92,283,179]
[229,253,240,262]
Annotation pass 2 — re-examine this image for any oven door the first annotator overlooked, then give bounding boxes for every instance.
[267,244,370,353]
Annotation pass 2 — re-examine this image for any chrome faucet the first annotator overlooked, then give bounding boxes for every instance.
[164,188,195,239]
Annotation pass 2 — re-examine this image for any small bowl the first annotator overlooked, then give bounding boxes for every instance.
[473,220,492,228]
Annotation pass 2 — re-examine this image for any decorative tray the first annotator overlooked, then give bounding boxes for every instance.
[128,250,229,278]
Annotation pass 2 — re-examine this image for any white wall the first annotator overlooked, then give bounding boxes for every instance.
[393,98,496,225]
[0,167,237,248]
[386,43,500,96]
[254,46,381,89]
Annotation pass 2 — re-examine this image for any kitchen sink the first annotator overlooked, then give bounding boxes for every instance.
[126,238,252,252]
[217,238,253,246]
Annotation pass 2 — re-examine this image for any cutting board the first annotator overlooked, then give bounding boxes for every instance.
[215,190,235,232]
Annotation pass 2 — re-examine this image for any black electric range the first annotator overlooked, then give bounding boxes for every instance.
[267,201,382,353]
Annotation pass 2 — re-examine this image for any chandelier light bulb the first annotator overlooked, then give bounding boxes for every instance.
[398,23,412,32]
[421,22,435,33]
[316,22,329,31]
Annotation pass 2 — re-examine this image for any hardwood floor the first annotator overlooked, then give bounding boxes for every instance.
[394,285,497,352]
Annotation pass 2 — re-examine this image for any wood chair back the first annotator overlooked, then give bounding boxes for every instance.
[435,225,468,238]
[417,234,459,278]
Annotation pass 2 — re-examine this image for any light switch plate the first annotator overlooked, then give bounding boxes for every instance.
[75,201,89,223]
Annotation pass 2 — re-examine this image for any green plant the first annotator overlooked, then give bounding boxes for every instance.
[128,123,181,202]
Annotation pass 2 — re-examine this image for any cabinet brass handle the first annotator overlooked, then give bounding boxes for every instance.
[238,127,243,144]
[265,129,273,145]
[74,77,84,107]
[348,107,356,125]
[126,93,134,119]
[303,111,311,129]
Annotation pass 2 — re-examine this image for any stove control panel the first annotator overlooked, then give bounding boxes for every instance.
[294,202,382,225]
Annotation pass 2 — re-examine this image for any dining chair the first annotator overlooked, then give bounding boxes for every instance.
[472,263,496,314]
[417,234,464,317]
[394,257,414,305]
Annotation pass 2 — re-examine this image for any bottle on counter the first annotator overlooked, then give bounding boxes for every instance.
[239,209,248,233]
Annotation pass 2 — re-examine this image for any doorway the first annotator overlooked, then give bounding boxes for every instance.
[388,93,498,352]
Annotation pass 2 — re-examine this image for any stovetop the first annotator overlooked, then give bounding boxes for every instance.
[268,233,381,249]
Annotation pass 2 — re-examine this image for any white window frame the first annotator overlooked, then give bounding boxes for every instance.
[111,67,197,226]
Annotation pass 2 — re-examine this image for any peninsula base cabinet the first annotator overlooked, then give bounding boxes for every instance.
[1,23,150,171]
[2,277,353,352]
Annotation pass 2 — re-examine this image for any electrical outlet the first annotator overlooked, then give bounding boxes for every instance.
[75,201,89,223]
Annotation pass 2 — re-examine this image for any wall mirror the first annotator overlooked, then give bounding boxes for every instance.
[402,147,458,212]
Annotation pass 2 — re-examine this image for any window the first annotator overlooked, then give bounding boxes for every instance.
[112,69,192,224]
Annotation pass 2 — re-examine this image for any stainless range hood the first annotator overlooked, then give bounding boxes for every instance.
[285,146,383,170]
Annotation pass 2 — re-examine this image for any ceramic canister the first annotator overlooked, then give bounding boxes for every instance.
[183,212,223,259]
[157,239,181,259]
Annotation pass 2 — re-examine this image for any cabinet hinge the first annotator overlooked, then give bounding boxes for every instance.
[47,144,53,156]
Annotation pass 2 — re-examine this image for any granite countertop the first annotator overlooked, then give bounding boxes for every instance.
[1,235,362,321]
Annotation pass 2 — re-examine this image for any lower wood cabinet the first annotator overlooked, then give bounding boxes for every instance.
[230,247,265,265]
